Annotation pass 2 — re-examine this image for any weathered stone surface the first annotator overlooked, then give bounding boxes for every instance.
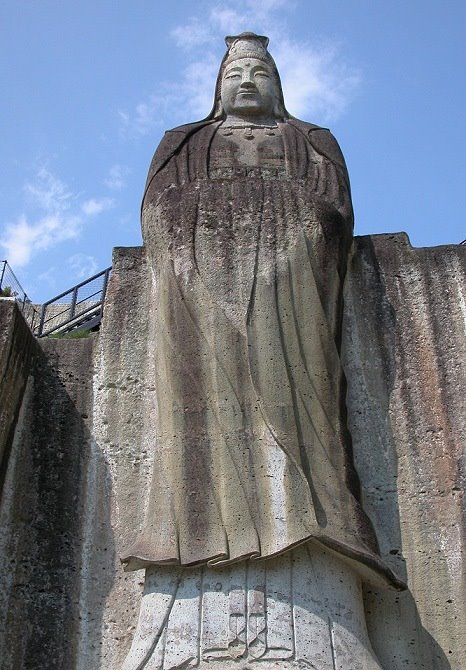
[0,325,99,670]
[92,246,157,669]
[95,246,390,670]
[343,233,466,669]
[93,235,464,669]
[1,234,464,668]
[123,544,384,670]
[0,300,35,485]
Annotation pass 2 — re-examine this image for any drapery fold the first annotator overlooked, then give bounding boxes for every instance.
[123,122,404,590]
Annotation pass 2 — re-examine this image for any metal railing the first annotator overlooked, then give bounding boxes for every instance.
[0,260,39,330]
[36,267,111,337]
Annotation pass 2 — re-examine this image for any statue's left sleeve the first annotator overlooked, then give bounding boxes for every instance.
[307,128,351,189]
[307,127,354,227]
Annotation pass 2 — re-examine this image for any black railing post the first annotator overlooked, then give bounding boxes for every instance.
[38,304,47,337]
[69,285,78,320]
[101,267,111,304]
[0,261,6,291]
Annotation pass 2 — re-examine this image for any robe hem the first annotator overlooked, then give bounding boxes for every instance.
[121,535,406,591]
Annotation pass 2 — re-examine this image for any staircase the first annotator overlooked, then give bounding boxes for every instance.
[36,267,112,338]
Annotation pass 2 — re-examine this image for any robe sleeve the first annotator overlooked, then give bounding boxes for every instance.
[142,121,218,212]
[311,128,353,227]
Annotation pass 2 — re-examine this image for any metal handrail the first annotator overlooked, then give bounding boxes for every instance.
[40,267,112,307]
[0,260,39,330]
[36,267,112,337]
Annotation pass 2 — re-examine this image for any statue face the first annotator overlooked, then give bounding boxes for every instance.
[221,58,277,118]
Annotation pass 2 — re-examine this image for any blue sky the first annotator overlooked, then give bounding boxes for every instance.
[1,1,465,302]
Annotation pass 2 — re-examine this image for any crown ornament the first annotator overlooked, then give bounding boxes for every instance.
[224,32,271,67]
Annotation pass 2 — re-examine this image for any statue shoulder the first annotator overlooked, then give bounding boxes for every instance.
[287,119,347,172]
[146,120,218,184]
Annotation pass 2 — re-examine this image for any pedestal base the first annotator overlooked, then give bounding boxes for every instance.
[122,543,383,670]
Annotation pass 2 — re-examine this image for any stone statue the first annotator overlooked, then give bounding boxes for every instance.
[122,33,405,670]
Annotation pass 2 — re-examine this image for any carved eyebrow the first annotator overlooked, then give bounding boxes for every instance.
[224,66,242,76]
[224,64,271,77]
[250,65,270,74]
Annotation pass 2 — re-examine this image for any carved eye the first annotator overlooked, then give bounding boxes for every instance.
[225,73,241,80]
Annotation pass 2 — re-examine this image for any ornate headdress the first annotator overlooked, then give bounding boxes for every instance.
[223,33,270,67]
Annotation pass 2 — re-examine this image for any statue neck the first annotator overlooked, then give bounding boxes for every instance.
[223,113,278,127]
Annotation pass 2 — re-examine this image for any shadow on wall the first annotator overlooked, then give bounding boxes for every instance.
[343,235,452,670]
[364,587,452,670]
[0,334,115,670]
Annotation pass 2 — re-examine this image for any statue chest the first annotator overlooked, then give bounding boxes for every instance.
[208,125,285,174]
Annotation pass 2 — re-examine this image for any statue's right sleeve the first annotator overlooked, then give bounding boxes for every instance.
[142,130,187,208]
[142,121,215,209]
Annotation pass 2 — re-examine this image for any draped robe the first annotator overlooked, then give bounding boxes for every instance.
[122,118,404,590]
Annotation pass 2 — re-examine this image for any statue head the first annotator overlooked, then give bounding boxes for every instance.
[208,32,288,121]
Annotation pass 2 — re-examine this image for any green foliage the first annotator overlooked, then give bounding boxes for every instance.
[48,329,93,339]
[0,286,17,297]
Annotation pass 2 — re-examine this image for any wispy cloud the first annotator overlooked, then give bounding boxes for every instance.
[171,19,214,50]
[81,197,114,216]
[273,39,360,120]
[0,169,113,267]
[119,91,181,138]
[119,1,360,137]
[68,253,99,279]
[24,169,74,211]
[104,164,130,190]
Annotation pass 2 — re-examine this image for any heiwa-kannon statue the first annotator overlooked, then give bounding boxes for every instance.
[122,33,405,670]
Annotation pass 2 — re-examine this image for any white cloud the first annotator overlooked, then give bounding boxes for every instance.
[1,210,81,267]
[104,164,130,190]
[81,197,115,216]
[208,1,290,33]
[118,91,180,138]
[171,19,214,49]
[119,1,361,137]
[179,55,220,119]
[118,55,219,137]
[0,169,114,268]
[273,39,361,121]
[209,8,245,33]
[24,168,74,212]
[68,253,98,279]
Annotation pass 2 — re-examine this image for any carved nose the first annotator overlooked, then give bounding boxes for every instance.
[240,80,255,89]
